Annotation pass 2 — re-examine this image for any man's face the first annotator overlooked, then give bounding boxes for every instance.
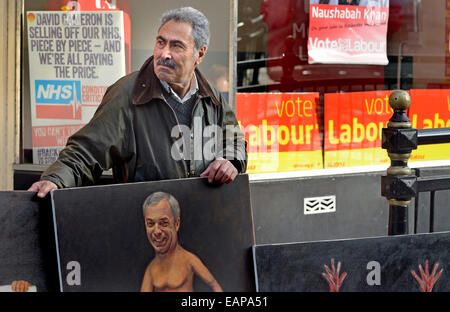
[144,199,180,255]
[153,20,205,88]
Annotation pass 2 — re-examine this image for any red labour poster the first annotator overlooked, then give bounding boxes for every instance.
[408,89,450,163]
[324,90,394,168]
[308,0,389,65]
[236,93,323,173]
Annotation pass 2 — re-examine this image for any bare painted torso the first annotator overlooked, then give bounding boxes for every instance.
[148,247,196,292]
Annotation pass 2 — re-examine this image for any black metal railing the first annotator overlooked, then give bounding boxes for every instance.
[381,90,450,235]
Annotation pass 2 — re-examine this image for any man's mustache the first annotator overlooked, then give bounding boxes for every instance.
[156,58,177,69]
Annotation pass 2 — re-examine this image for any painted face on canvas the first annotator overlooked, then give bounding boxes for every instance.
[144,199,180,255]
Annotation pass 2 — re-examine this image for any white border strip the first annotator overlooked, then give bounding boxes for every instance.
[249,160,450,181]
[50,190,64,292]
[252,246,259,292]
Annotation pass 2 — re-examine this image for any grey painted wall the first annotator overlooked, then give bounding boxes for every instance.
[249,167,450,245]
[250,172,389,244]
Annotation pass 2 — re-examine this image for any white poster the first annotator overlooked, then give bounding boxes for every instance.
[0,285,37,292]
[308,0,389,65]
[27,11,125,164]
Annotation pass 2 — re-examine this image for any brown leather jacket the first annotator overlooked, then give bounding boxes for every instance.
[41,56,247,188]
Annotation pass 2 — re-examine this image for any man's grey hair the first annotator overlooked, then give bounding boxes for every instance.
[159,7,210,51]
[142,191,180,220]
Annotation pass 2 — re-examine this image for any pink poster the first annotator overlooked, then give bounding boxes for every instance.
[260,0,385,93]
[308,0,389,65]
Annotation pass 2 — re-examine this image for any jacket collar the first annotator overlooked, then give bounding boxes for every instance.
[132,56,221,106]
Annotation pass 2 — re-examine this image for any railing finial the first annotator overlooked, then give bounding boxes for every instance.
[382,90,417,235]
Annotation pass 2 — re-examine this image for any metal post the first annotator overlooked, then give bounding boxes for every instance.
[389,204,409,235]
[429,191,435,233]
[413,168,420,234]
[382,90,416,235]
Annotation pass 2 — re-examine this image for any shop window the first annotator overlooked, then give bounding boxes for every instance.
[236,0,450,174]
[21,0,230,165]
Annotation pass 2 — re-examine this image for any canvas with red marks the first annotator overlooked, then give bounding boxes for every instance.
[322,258,347,292]
[253,232,450,291]
[411,260,443,292]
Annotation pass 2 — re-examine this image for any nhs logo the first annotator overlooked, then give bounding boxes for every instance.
[35,80,81,105]
[35,80,82,120]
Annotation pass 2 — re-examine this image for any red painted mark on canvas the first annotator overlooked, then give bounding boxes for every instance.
[411,260,443,292]
[322,258,347,292]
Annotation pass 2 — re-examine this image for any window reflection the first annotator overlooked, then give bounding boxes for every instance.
[237,0,429,93]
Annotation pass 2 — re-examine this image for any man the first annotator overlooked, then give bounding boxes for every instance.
[140,192,222,292]
[29,7,247,198]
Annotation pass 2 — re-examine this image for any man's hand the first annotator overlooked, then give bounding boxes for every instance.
[200,157,238,184]
[11,280,30,292]
[28,180,57,198]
